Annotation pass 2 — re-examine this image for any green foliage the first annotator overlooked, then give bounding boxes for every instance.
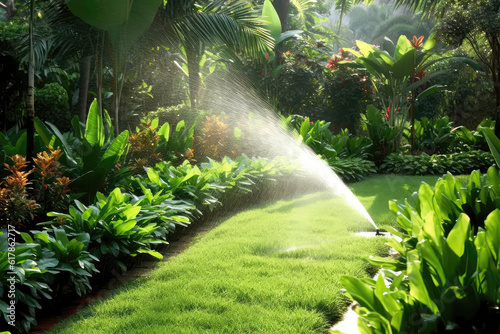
[125,155,292,214]
[407,116,454,154]
[35,83,71,132]
[35,99,130,204]
[44,188,164,261]
[360,105,398,164]
[156,119,195,165]
[482,127,500,168]
[329,158,376,183]
[282,114,375,182]
[379,150,495,175]
[21,228,98,297]
[341,168,500,333]
[0,227,97,332]
[0,231,51,332]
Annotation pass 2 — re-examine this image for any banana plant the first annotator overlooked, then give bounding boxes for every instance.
[34,99,129,204]
[65,0,162,132]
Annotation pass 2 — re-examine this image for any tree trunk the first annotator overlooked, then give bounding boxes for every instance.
[77,55,92,123]
[0,0,18,22]
[410,95,416,153]
[491,38,500,137]
[272,0,289,32]
[185,43,201,108]
[26,0,35,164]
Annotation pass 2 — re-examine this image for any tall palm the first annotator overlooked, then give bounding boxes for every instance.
[157,0,274,107]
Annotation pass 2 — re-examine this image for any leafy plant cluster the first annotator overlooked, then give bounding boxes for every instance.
[379,150,495,176]
[340,166,500,333]
[282,114,378,182]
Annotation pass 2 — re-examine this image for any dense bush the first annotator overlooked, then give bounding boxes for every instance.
[282,115,375,181]
[341,167,500,333]
[379,150,495,175]
[329,158,376,182]
[35,83,72,132]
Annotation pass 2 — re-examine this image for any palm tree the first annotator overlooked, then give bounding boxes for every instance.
[157,0,274,107]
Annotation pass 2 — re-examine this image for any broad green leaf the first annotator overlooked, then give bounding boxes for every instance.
[85,99,104,147]
[341,276,379,311]
[262,0,281,42]
[485,209,500,264]
[146,167,162,186]
[276,30,303,45]
[416,85,446,100]
[482,128,500,168]
[137,248,163,259]
[66,0,128,31]
[158,122,170,142]
[447,213,470,258]
[34,117,57,149]
[394,35,412,62]
[393,49,415,80]
[100,130,129,168]
[407,250,439,313]
[106,0,162,51]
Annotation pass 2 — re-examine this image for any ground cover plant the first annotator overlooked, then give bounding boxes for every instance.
[43,175,439,334]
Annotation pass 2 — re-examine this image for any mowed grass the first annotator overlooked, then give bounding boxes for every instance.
[49,175,450,334]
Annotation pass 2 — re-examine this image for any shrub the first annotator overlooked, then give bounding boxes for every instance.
[44,188,164,263]
[35,83,72,132]
[127,118,164,174]
[35,99,129,204]
[328,157,376,183]
[194,115,241,161]
[379,150,494,175]
[0,230,51,332]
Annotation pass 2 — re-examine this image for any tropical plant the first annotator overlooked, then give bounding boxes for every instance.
[360,105,398,164]
[342,35,481,151]
[405,116,454,154]
[158,0,274,107]
[21,228,99,297]
[0,154,39,228]
[127,118,164,174]
[194,115,241,160]
[0,230,52,332]
[34,99,129,204]
[340,165,500,333]
[341,210,500,333]
[65,0,162,133]
[156,119,196,166]
[482,127,500,168]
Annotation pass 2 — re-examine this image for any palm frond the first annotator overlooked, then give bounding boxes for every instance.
[169,0,274,57]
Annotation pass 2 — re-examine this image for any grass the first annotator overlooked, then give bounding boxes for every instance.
[49,174,450,334]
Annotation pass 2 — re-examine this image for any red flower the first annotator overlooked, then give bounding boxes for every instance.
[410,36,424,49]
[265,53,269,62]
[385,107,390,120]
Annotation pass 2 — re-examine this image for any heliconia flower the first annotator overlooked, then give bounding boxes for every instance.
[339,48,344,54]
[410,35,424,49]
[340,76,345,83]
[265,53,269,62]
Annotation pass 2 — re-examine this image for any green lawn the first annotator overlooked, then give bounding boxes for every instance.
[49,175,446,334]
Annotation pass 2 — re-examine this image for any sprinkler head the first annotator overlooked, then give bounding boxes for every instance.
[375,228,381,236]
